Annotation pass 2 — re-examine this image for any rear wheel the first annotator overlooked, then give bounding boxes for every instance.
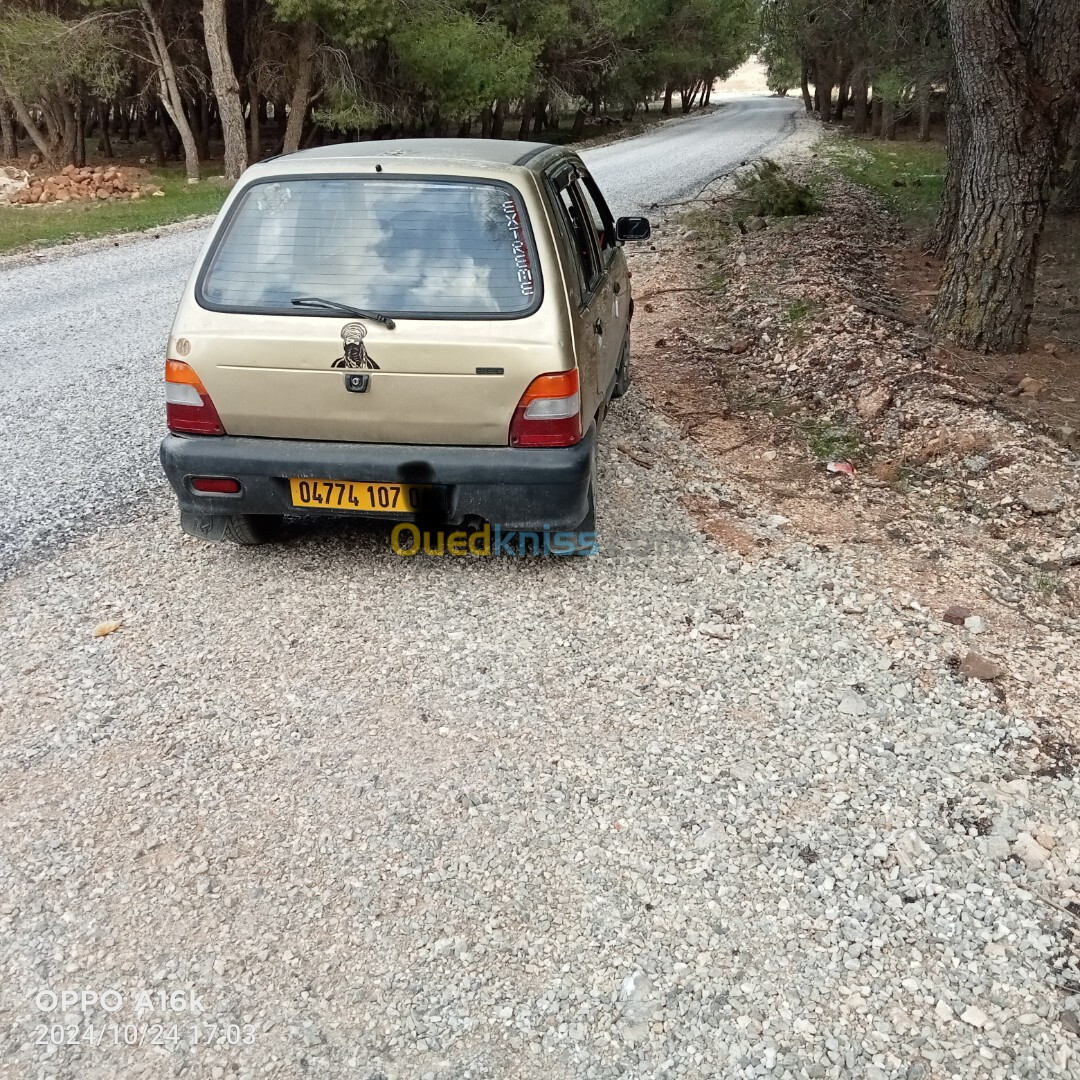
[571,482,598,557]
[611,340,631,399]
[222,514,283,546]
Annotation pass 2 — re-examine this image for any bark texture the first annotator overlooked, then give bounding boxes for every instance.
[850,67,869,134]
[283,23,316,155]
[0,93,16,158]
[1058,112,1080,211]
[202,0,247,180]
[932,72,967,259]
[930,0,1080,352]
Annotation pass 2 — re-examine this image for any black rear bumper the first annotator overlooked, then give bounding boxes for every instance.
[160,428,595,535]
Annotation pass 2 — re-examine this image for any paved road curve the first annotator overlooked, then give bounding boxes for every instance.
[0,95,796,578]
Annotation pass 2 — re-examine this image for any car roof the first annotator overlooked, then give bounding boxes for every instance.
[278,139,559,169]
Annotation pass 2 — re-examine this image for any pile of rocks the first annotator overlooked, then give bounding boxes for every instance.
[8,164,158,205]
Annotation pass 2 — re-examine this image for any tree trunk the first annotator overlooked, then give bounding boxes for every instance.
[1061,160,1080,212]
[247,80,261,162]
[870,95,883,137]
[0,93,17,159]
[74,99,86,168]
[191,93,210,160]
[202,0,247,180]
[930,0,1075,352]
[517,100,533,140]
[851,68,869,134]
[818,81,833,123]
[833,83,848,122]
[480,105,493,138]
[571,106,587,140]
[1060,113,1080,211]
[662,85,673,115]
[458,118,472,138]
[161,108,180,159]
[800,61,813,115]
[491,99,506,139]
[917,82,932,142]
[834,63,852,123]
[147,111,167,168]
[933,76,968,258]
[98,101,114,157]
[283,21,316,155]
[531,93,547,137]
[881,100,897,140]
[139,0,201,180]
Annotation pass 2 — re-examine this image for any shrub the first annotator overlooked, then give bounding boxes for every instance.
[733,158,821,218]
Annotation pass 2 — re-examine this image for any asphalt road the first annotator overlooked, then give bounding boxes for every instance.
[0,95,797,578]
[587,96,797,214]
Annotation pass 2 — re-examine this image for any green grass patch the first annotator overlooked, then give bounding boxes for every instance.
[0,168,231,255]
[825,135,945,229]
[801,416,865,463]
[1032,571,1060,598]
[784,298,822,323]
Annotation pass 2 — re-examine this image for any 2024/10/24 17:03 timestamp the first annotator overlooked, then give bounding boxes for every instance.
[34,1022,256,1048]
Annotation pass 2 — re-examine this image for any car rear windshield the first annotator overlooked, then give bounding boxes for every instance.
[197,176,540,318]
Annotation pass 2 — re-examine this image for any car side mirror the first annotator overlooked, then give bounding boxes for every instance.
[616,216,651,242]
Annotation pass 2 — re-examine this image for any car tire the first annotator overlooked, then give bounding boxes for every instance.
[611,340,631,399]
[222,514,283,545]
[571,483,598,557]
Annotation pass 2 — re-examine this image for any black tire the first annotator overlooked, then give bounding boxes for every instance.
[222,514,283,546]
[572,483,598,557]
[612,340,631,399]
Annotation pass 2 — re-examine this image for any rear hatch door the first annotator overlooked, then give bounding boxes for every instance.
[183,173,565,446]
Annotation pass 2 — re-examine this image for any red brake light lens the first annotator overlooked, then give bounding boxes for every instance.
[509,369,583,448]
[165,359,225,435]
[191,476,241,493]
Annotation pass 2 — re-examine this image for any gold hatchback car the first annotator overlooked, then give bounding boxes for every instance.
[159,140,651,552]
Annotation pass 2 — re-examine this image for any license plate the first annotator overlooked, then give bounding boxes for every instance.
[289,479,428,513]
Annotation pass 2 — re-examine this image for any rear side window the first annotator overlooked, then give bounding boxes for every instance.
[198,177,540,318]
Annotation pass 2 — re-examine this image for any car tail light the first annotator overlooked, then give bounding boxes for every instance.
[165,359,224,435]
[191,476,241,493]
[509,369,583,448]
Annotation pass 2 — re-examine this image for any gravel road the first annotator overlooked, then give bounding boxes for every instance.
[3,102,1079,1079]
[3,394,1079,1079]
[0,95,796,580]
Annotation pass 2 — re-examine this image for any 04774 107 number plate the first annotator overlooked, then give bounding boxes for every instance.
[289,479,429,513]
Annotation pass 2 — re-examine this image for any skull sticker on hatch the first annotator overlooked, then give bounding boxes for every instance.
[332,322,381,371]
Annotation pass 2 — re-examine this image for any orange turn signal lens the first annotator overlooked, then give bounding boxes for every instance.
[166,359,208,393]
[517,368,579,407]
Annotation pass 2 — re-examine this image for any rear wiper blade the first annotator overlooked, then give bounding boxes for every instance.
[290,296,396,329]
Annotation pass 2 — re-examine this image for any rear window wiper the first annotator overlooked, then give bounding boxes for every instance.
[290,296,396,329]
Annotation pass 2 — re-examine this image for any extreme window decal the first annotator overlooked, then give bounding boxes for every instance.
[502,198,535,300]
